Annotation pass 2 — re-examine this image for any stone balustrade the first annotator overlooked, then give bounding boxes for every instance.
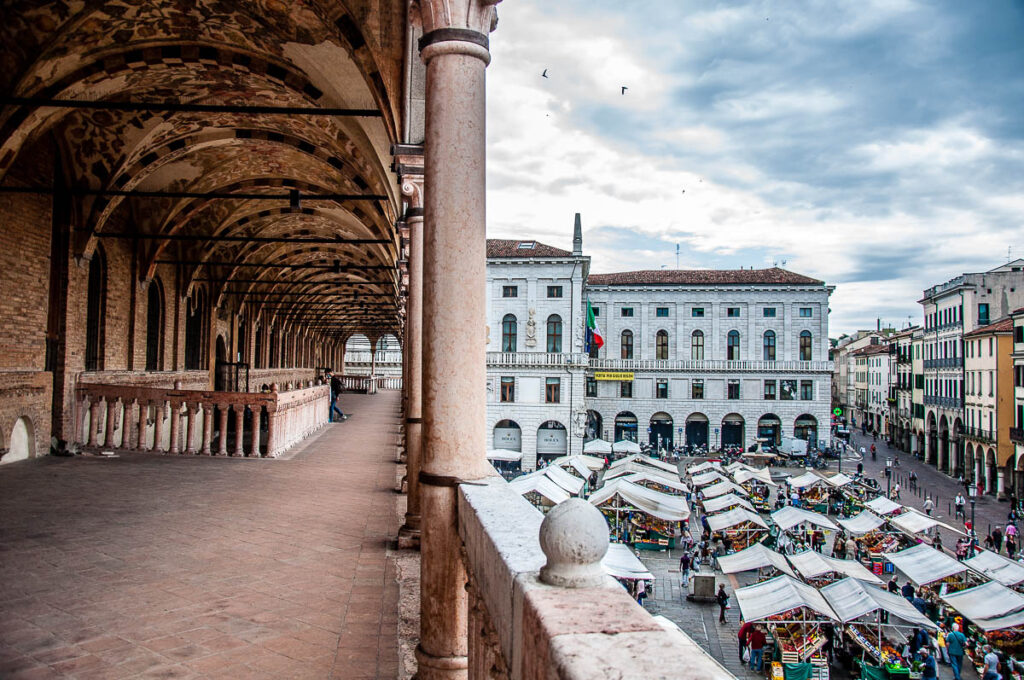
[458,476,733,680]
[74,381,329,459]
[340,375,403,393]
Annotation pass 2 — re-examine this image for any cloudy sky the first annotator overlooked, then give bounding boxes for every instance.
[484,0,1024,337]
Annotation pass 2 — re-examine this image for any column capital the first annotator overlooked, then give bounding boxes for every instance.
[413,0,501,63]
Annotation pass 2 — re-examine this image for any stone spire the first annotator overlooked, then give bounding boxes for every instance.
[572,212,583,255]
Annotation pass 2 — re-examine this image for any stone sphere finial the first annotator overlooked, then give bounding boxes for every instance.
[538,498,609,588]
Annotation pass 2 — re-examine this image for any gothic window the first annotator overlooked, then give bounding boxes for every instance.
[145,277,164,371]
[84,247,107,371]
[763,330,776,361]
[691,330,704,360]
[621,330,634,359]
[546,315,562,353]
[727,330,740,361]
[800,331,813,361]
[502,314,517,352]
[656,330,669,360]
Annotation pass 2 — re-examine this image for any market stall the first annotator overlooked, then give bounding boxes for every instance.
[788,472,830,512]
[705,507,770,550]
[508,474,570,511]
[735,467,778,512]
[702,492,756,514]
[836,510,900,568]
[968,609,1024,659]
[887,508,963,544]
[691,470,730,487]
[687,461,722,475]
[788,550,885,586]
[884,543,972,592]
[486,448,524,477]
[602,542,654,584]
[589,479,690,549]
[734,574,839,670]
[611,439,643,457]
[837,511,887,536]
[583,438,613,456]
[824,473,855,488]
[613,471,689,496]
[702,480,750,499]
[717,542,796,579]
[727,461,756,475]
[864,496,903,516]
[964,549,1024,588]
[820,577,936,672]
[772,506,839,534]
[609,453,680,477]
[550,456,598,492]
[535,464,586,497]
[604,463,682,487]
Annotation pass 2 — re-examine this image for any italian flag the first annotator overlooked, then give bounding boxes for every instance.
[586,298,604,351]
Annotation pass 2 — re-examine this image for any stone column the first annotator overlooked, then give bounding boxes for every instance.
[137,400,148,450]
[185,404,198,454]
[152,401,165,452]
[201,404,214,454]
[169,402,181,454]
[233,405,245,457]
[88,398,101,447]
[104,398,119,448]
[249,406,261,457]
[217,406,229,456]
[398,166,425,548]
[416,5,500,679]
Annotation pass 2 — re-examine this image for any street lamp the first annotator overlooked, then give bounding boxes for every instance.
[968,484,978,556]
[885,457,893,498]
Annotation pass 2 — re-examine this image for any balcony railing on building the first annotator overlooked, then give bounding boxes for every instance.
[963,426,996,444]
[1011,427,1024,444]
[343,351,404,365]
[485,352,833,373]
[74,380,330,458]
[924,395,964,409]
[923,357,964,369]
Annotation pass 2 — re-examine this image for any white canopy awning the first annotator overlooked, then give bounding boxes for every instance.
[702,480,750,499]
[888,508,964,536]
[589,479,691,522]
[965,549,1024,586]
[604,463,681,486]
[692,470,729,487]
[837,511,886,536]
[820,578,937,628]
[824,472,855,488]
[787,550,884,584]
[486,448,523,461]
[551,456,593,480]
[717,542,795,577]
[734,467,778,487]
[687,461,722,475]
[726,462,755,474]
[616,472,689,495]
[702,493,755,514]
[609,453,679,475]
[706,507,769,532]
[735,575,839,622]
[509,474,570,505]
[540,465,586,496]
[939,580,1024,622]
[612,440,643,454]
[602,543,654,581]
[788,472,826,489]
[865,496,903,515]
[971,610,1024,632]
[883,543,967,586]
[771,506,839,532]
[583,438,613,455]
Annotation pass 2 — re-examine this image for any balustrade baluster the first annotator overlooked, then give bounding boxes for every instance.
[88,398,101,447]
[249,405,261,457]
[202,404,214,455]
[233,406,245,457]
[169,402,181,454]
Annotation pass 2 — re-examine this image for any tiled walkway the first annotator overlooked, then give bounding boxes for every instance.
[0,391,403,679]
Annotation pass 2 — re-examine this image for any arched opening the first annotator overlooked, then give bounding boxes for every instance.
[656,330,669,360]
[763,330,776,361]
[939,415,950,473]
[953,418,965,477]
[649,412,674,451]
[214,335,228,391]
[799,330,813,361]
[184,287,208,370]
[758,413,782,446]
[537,420,568,464]
[84,247,107,371]
[794,414,818,444]
[614,411,638,443]
[685,413,709,449]
[145,277,164,371]
[926,412,938,466]
[268,326,279,368]
[585,410,603,442]
[987,448,998,495]
[620,330,633,359]
[727,330,740,360]
[253,323,263,369]
[1015,452,1024,504]
[721,413,745,449]
[691,330,704,360]
[493,419,522,452]
[501,314,517,352]
[546,315,562,353]
[2,416,35,465]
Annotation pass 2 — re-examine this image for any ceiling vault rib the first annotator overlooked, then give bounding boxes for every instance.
[96,232,391,245]
[1,97,382,117]
[193,278,396,286]
[156,261,394,270]
[0,187,387,201]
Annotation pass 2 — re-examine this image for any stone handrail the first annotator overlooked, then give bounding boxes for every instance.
[339,375,403,393]
[484,352,833,373]
[74,381,329,459]
[458,476,733,679]
[344,351,404,364]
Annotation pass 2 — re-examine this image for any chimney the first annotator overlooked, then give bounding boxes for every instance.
[572,212,583,256]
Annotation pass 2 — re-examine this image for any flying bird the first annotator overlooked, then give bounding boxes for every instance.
[541,69,548,78]
[621,86,628,95]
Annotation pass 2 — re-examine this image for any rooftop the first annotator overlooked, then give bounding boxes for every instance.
[586,267,823,286]
[853,344,892,356]
[964,317,1015,337]
[486,239,573,258]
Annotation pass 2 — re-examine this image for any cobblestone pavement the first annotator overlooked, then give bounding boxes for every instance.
[0,391,403,680]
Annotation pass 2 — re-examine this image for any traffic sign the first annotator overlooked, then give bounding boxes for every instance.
[833,407,843,416]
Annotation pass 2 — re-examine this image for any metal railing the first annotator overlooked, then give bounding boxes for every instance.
[1011,427,1024,444]
[923,357,963,369]
[924,395,964,409]
[485,352,833,373]
[963,427,995,443]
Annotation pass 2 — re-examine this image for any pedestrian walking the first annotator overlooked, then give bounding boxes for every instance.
[680,553,691,587]
[738,620,752,662]
[749,626,767,672]
[716,584,729,624]
[325,370,347,422]
[924,496,934,516]
[946,623,968,680]
[955,493,966,520]
[921,647,937,680]
[994,526,1004,554]
[1008,536,1017,560]
[892,482,901,500]
[982,644,1000,680]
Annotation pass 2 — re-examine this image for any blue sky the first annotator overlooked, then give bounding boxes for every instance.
[484,0,1024,337]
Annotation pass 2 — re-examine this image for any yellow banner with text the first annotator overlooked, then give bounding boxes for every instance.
[593,371,634,381]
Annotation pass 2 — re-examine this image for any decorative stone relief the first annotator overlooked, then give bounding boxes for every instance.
[485,324,490,346]
[524,308,537,348]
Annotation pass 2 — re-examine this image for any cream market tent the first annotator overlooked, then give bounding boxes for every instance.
[771,506,839,532]
[726,461,755,474]
[691,470,729,487]
[787,550,884,585]
[837,511,886,536]
[583,438,613,455]
[609,453,679,475]
[939,581,1024,622]
[615,472,689,495]
[509,474,570,506]
[702,480,750,499]
[551,456,594,481]
[602,543,654,581]
[604,464,681,486]
[588,479,691,522]
[551,454,605,472]
[687,461,722,475]
[702,493,755,514]
[820,578,936,628]
[706,507,769,532]
[486,448,523,461]
[971,610,1024,632]
[612,440,643,455]
[865,496,903,515]
[965,549,1024,587]
[883,544,967,587]
[718,542,796,577]
[887,508,964,536]
[539,465,586,496]
[788,472,827,489]
[823,472,855,488]
[734,574,839,622]
[734,467,778,487]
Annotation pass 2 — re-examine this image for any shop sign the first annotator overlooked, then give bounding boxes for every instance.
[594,371,634,381]
[494,428,521,450]
[537,428,567,453]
